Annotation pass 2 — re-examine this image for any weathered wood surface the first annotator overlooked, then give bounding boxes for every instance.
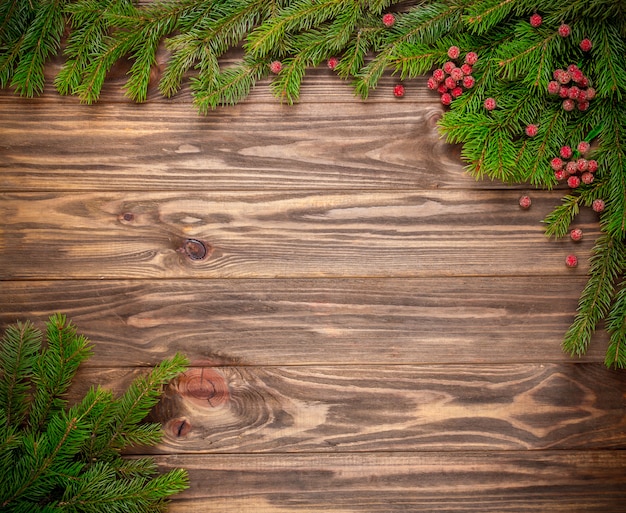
[70,364,626,453]
[159,452,626,513]
[0,278,608,365]
[0,190,599,278]
[1,101,471,191]
[2,47,625,511]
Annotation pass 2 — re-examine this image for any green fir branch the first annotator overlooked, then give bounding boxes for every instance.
[10,0,67,97]
[543,193,581,238]
[0,317,189,511]
[0,321,42,428]
[192,58,266,112]
[29,314,93,434]
[563,233,626,358]
[606,278,626,368]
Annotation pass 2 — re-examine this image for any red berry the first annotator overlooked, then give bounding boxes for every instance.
[462,75,475,88]
[560,146,573,159]
[580,38,593,52]
[585,87,596,100]
[519,195,532,209]
[484,97,496,110]
[450,67,464,81]
[565,161,578,175]
[558,24,571,37]
[557,71,571,84]
[393,84,405,97]
[587,160,598,173]
[427,77,438,90]
[548,81,560,94]
[579,76,589,88]
[565,254,578,267]
[441,93,452,105]
[581,172,594,184]
[567,175,581,188]
[571,69,584,83]
[525,124,538,137]
[444,76,457,89]
[270,60,282,74]
[553,69,564,80]
[567,64,579,73]
[577,100,590,111]
[563,99,576,111]
[576,158,588,172]
[555,170,567,180]
[559,86,570,99]
[570,228,583,241]
[460,63,472,75]
[327,57,339,70]
[437,83,448,94]
[530,13,542,27]
[443,61,455,74]
[577,141,591,154]
[447,46,460,59]
[465,52,478,65]
[567,86,580,99]
[451,86,463,98]
[432,69,445,82]
[550,157,564,171]
[382,13,395,27]
[592,199,605,212]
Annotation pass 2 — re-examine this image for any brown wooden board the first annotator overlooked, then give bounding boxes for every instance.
[0,278,608,366]
[0,190,600,279]
[0,100,476,191]
[68,364,626,453]
[158,452,626,512]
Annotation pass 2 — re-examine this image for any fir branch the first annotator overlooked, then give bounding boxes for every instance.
[97,353,189,455]
[0,321,42,427]
[29,314,93,434]
[543,193,581,238]
[245,0,353,59]
[55,0,134,96]
[10,0,68,97]
[563,233,625,358]
[606,278,626,368]
[161,0,268,98]
[464,0,520,35]
[192,59,266,112]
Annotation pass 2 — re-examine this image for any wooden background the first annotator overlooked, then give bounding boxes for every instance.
[1,48,626,511]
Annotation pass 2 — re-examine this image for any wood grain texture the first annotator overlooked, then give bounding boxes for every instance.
[68,364,626,453]
[0,278,608,366]
[0,190,600,279]
[158,451,626,512]
[0,100,476,191]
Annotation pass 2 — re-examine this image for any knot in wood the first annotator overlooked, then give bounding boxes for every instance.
[183,239,209,260]
[177,368,229,408]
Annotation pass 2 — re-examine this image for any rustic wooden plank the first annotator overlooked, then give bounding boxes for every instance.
[0,190,600,279]
[67,364,626,453]
[0,277,608,366]
[0,100,479,191]
[157,452,626,511]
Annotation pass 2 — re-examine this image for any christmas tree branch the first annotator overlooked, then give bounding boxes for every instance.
[563,233,625,358]
[606,278,626,368]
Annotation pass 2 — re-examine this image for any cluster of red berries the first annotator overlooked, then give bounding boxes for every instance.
[529,15,593,52]
[547,64,595,111]
[426,47,477,105]
[550,141,598,188]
